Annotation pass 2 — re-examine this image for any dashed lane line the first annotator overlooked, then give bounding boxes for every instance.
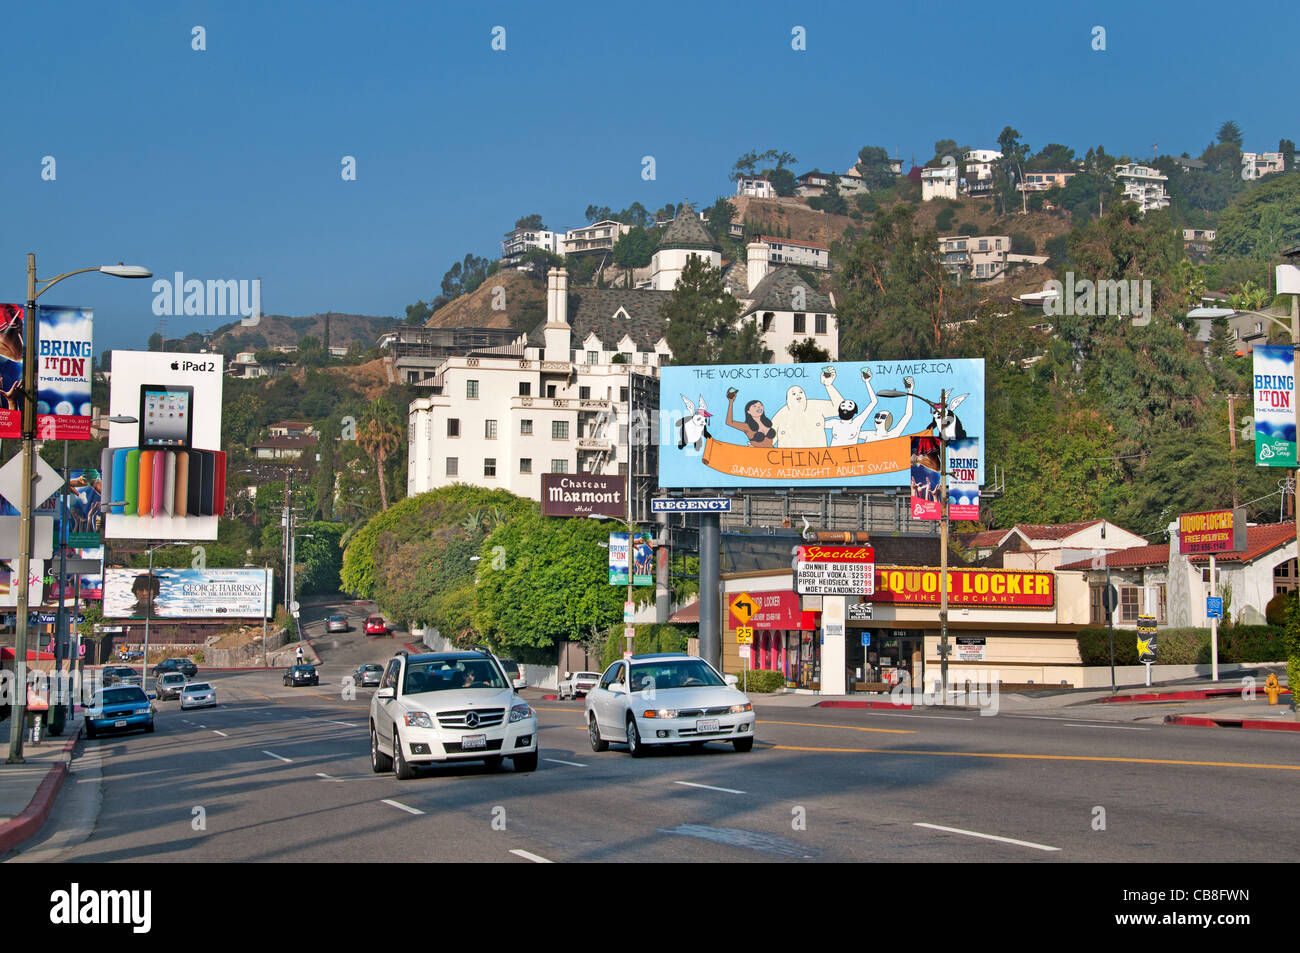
[914,822,1060,852]
[381,799,424,815]
[509,849,553,863]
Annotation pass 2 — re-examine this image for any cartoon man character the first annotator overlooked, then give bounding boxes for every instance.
[861,376,916,442]
[773,367,845,448]
[823,367,879,446]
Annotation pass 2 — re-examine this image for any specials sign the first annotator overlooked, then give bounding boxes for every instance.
[794,545,875,596]
[872,567,1054,608]
[1177,508,1246,555]
[541,473,625,518]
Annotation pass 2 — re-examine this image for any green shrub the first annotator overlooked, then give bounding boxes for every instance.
[1009,231,1037,254]
[957,222,978,236]
[1266,591,1296,626]
[1077,625,1288,666]
[934,208,956,232]
[729,669,786,693]
[601,623,689,667]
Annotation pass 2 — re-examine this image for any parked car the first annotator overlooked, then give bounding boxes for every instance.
[156,671,188,700]
[85,686,155,739]
[498,658,526,690]
[558,671,602,700]
[365,616,387,636]
[102,665,138,686]
[152,657,198,678]
[326,614,350,633]
[283,664,319,687]
[180,682,217,710]
[585,653,754,756]
[353,663,383,687]
[369,650,538,779]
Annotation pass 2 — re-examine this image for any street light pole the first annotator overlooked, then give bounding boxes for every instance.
[7,257,150,764]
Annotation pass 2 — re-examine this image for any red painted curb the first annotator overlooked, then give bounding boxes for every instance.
[404,643,423,654]
[0,724,81,856]
[1103,687,1292,704]
[541,694,559,701]
[816,700,913,710]
[1165,714,1300,731]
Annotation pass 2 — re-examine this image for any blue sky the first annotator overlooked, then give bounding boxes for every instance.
[2,0,1294,353]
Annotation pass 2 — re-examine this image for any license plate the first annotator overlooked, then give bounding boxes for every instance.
[462,734,486,749]
[114,720,127,727]
[696,719,719,733]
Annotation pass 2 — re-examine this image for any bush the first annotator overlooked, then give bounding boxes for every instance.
[729,669,786,693]
[1266,591,1296,626]
[1077,626,1288,666]
[934,208,956,232]
[957,222,979,236]
[1009,232,1037,254]
[601,622,688,668]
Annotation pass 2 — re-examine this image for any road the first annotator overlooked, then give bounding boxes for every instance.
[9,613,1300,863]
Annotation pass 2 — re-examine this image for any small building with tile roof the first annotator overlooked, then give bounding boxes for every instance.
[649,202,722,291]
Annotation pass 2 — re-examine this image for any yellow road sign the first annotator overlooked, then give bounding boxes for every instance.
[736,626,754,645]
[731,592,758,624]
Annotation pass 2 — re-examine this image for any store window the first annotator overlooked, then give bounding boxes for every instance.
[1120,586,1140,622]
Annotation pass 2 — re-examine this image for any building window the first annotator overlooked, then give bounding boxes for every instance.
[762,313,775,332]
[467,380,479,399]
[520,458,532,473]
[519,382,531,396]
[619,424,628,444]
[815,314,827,334]
[620,387,629,403]
[640,352,649,364]
[552,420,569,440]
[550,459,568,473]
[793,313,806,334]
[1089,586,1107,625]
[485,419,498,439]
[579,386,590,400]
[546,385,557,398]
[446,457,458,477]
[484,458,497,478]
[587,350,599,364]
[447,419,460,438]
[1157,584,1167,624]
[619,462,628,475]
[521,419,533,435]
[620,352,632,363]
[1120,586,1140,623]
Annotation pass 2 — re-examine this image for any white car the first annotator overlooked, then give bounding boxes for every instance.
[558,671,601,700]
[180,682,217,709]
[156,671,188,700]
[585,653,755,756]
[369,650,539,779]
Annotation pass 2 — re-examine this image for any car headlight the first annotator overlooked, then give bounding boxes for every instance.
[729,703,753,714]
[134,708,151,715]
[509,703,533,723]
[642,709,679,719]
[403,711,434,728]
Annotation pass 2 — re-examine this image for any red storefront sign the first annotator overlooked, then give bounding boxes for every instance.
[872,567,1054,608]
[1177,508,1246,555]
[727,590,817,630]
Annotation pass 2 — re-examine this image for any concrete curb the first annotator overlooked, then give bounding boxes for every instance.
[0,720,82,857]
[1103,687,1292,704]
[1165,714,1300,731]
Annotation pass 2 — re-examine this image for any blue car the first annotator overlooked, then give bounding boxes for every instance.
[85,686,156,739]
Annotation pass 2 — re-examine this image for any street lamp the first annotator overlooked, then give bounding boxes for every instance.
[7,256,150,764]
[879,386,954,696]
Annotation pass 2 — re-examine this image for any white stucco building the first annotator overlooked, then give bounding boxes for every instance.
[501,226,565,263]
[1114,163,1170,214]
[1241,152,1285,180]
[649,208,722,291]
[758,235,830,270]
[736,177,776,198]
[920,165,958,201]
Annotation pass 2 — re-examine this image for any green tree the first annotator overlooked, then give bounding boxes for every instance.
[404,300,432,326]
[855,146,897,191]
[663,257,769,365]
[1217,120,1243,147]
[295,521,347,596]
[356,398,402,510]
[1215,174,1300,259]
[787,338,832,362]
[440,253,492,300]
[514,213,544,229]
[612,226,657,286]
[769,168,796,196]
[704,198,736,244]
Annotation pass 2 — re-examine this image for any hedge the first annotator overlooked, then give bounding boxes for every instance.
[728,669,786,693]
[600,623,689,668]
[1076,626,1287,666]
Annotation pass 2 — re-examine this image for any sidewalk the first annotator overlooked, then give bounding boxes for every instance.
[0,709,83,857]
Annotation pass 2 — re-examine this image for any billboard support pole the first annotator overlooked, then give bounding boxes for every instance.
[699,513,720,670]
[1209,553,1218,682]
[142,544,153,682]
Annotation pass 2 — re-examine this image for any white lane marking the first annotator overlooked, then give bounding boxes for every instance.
[544,758,587,767]
[1065,724,1150,731]
[212,730,228,737]
[328,721,359,728]
[914,822,1060,852]
[316,772,343,782]
[509,849,553,863]
[674,780,745,795]
[381,798,424,815]
[261,750,292,762]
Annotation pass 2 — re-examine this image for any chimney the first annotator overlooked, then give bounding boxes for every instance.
[746,241,770,294]
[544,267,571,363]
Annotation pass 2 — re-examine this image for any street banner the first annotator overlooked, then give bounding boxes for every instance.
[947,437,980,521]
[658,359,985,489]
[1177,508,1247,555]
[1137,616,1158,662]
[608,532,630,585]
[1253,345,1296,466]
[102,567,272,619]
[910,435,941,520]
[0,304,24,439]
[37,306,94,440]
[631,532,654,587]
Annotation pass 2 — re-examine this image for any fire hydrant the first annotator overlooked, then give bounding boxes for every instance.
[1265,673,1281,706]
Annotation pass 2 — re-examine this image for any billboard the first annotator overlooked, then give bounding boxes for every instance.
[1177,508,1247,554]
[0,304,22,438]
[0,558,45,607]
[909,435,941,520]
[102,567,272,619]
[1253,345,1296,467]
[541,473,626,518]
[37,306,94,440]
[104,351,225,541]
[658,360,984,489]
[872,567,1054,608]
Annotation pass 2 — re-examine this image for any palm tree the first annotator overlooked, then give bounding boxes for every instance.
[357,401,401,510]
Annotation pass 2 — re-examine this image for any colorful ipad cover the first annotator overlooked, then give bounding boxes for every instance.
[151,451,166,516]
[174,451,189,517]
[138,451,156,517]
[199,451,216,516]
[111,449,130,515]
[123,450,141,516]
[186,450,202,516]
[161,451,175,516]
[100,448,114,514]
[213,451,226,516]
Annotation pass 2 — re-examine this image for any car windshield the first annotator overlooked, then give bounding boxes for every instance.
[579,673,599,679]
[295,666,314,673]
[185,683,212,692]
[99,688,147,705]
[162,674,185,682]
[363,665,381,672]
[629,659,725,692]
[403,658,507,694]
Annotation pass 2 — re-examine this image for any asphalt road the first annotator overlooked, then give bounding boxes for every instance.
[10,634,1300,863]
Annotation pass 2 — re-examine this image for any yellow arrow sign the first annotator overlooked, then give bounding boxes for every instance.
[731,592,758,624]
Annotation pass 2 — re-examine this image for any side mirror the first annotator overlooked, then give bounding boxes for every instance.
[147,692,158,700]
[564,672,572,680]
[376,687,394,699]
[608,682,625,695]
[724,674,739,686]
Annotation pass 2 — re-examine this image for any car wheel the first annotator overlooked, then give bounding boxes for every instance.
[370,725,392,773]
[626,715,646,758]
[145,720,155,734]
[393,726,416,780]
[588,714,608,752]
[513,750,538,772]
[733,737,754,753]
[85,724,96,739]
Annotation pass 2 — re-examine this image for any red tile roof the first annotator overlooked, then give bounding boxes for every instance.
[1015,520,1103,540]
[668,601,699,624]
[964,528,1012,549]
[1058,544,1170,571]
[1057,523,1297,571]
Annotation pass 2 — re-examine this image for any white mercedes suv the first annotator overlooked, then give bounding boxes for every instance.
[370,650,539,779]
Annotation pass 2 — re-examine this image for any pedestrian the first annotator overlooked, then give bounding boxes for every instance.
[296,644,304,663]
